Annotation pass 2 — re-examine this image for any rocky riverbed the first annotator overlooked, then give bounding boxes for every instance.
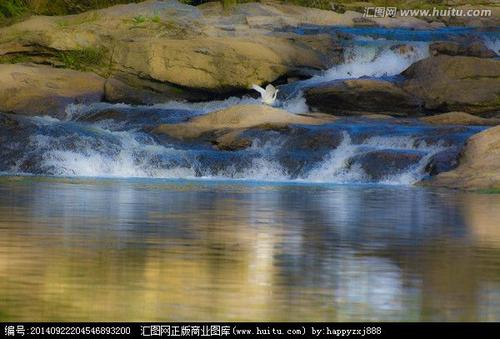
[0,0,499,190]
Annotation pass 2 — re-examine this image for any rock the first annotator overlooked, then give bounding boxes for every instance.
[280,126,344,152]
[111,35,334,93]
[420,112,500,126]
[425,126,500,190]
[425,147,461,176]
[0,1,342,97]
[0,64,105,117]
[361,114,395,120]
[305,79,421,116]
[0,113,20,129]
[103,75,213,104]
[434,5,500,28]
[0,113,36,172]
[349,150,424,181]
[0,1,444,100]
[200,1,439,29]
[403,56,500,115]
[429,41,497,58]
[153,104,334,140]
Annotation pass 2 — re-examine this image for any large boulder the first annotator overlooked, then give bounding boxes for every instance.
[153,104,334,140]
[110,35,334,94]
[403,56,500,115]
[305,79,421,116]
[0,1,341,100]
[425,126,500,190]
[0,64,105,117]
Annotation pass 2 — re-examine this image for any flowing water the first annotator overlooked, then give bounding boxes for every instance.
[1,27,499,321]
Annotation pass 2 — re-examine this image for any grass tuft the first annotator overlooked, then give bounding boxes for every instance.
[0,0,27,18]
[57,47,106,71]
[477,188,500,194]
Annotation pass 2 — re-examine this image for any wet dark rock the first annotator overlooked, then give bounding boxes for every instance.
[349,150,424,181]
[0,113,36,172]
[282,126,344,152]
[104,75,215,104]
[425,147,461,176]
[0,113,20,129]
[305,79,422,116]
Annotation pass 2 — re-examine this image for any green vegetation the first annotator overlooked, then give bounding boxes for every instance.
[0,54,32,64]
[151,14,161,23]
[222,0,238,10]
[284,0,333,10]
[477,188,500,194]
[132,14,147,25]
[0,0,26,18]
[57,47,106,71]
[55,12,101,28]
[131,13,163,26]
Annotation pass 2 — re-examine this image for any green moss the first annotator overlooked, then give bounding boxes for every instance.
[57,47,106,71]
[477,188,500,194]
[131,14,146,25]
[131,13,164,26]
[55,19,69,28]
[0,53,32,64]
[283,0,333,10]
[56,12,100,28]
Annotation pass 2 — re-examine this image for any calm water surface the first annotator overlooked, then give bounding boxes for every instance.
[1,176,500,321]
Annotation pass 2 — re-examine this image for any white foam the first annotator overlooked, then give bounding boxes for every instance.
[280,91,309,114]
[305,132,369,183]
[482,35,500,55]
[15,127,197,178]
[302,42,429,86]
[302,132,446,185]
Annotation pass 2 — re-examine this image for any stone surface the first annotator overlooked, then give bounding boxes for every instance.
[429,41,497,58]
[420,112,500,126]
[305,79,421,116]
[0,63,105,117]
[426,126,500,190]
[153,104,334,140]
[403,56,500,115]
[0,1,344,98]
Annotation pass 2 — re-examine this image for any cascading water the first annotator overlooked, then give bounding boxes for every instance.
[0,27,494,184]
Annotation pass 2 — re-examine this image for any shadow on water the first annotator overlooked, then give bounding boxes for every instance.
[1,177,499,321]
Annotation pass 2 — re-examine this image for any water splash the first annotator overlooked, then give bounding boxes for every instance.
[482,35,500,55]
[305,42,429,85]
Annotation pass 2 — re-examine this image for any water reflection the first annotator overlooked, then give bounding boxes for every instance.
[0,177,499,321]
